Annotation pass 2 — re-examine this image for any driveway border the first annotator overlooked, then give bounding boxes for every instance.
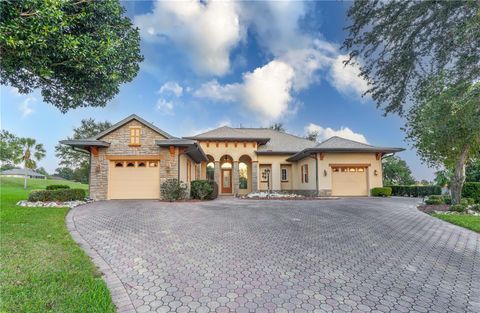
[66,206,137,313]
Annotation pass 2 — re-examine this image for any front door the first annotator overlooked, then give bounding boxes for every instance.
[221,169,232,194]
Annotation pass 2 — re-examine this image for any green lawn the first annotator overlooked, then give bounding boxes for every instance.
[0,177,114,313]
[432,213,480,233]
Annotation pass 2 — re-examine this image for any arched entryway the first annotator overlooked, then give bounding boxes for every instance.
[205,155,215,181]
[238,155,252,195]
[220,155,233,194]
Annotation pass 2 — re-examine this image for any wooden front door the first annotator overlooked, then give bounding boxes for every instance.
[221,169,232,194]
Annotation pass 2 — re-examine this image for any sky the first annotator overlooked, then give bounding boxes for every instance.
[0,0,435,180]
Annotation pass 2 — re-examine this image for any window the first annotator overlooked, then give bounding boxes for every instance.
[357,167,365,172]
[281,168,288,181]
[206,162,214,181]
[149,161,158,167]
[115,162,124,167]
[239,162,248,189]
[126,162,135,167]
[138,162,146,167]
[349,168,356,172]
[332,167,339,172]
[129,127,141,145]
[301,164,309,183]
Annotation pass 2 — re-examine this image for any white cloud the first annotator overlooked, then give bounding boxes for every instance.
[134,1,242,76]
[158,81,183,97]
[305,123,368,144]
[155,98,174,115]
[329,55,369,97]
[194,60,295,122]
[19,96,35,118]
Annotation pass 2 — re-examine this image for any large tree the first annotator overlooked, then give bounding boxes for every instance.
[382,156,415,186]
[405,80,480,204]
[56,118,111,183]
[0,130,22,165]
[343,0,479,115]
[0,0,143,112]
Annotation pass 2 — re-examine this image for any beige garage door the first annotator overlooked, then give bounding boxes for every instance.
[108,160,160,199]
[332,166,368,196]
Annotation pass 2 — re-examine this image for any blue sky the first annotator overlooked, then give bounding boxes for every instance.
[0,1,435,180]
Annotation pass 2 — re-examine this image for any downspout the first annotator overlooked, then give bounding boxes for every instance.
[315,153,319,196]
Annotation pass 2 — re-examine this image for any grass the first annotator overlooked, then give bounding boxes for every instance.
[432,213,480,233]
[0,177,114,313]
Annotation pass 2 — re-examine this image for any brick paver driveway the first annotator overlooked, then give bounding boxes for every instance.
[68,197,480,313]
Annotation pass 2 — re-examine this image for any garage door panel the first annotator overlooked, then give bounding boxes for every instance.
[109,162,160,199]
[332,167,368,196]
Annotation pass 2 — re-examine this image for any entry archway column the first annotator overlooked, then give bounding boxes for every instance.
[252,161,259,192]
[214,161,220,187]
[233,161,239,195]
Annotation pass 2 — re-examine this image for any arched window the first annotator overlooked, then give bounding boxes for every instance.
[138,162,146,167]
[221,162,232,169]
[149,161,158,167]
[115,162,124,167]
[126,162,135,167]
[206,162,214,181]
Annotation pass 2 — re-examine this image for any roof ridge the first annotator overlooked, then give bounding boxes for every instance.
[317,136,374,147]
[234,127,313,142]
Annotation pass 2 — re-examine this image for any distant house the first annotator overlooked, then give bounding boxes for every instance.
[1,168,46,179]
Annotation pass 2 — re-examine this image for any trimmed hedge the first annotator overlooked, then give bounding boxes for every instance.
[449,204,466,213]
[425,195,444,205]
[371,187,392,197]
[208,181,219,200]
[462,182,480,203]
[160,179,187,201]
[46,184,70,190]
[190,180,214,200]
[386,185,441,197]
[28,189,86,202]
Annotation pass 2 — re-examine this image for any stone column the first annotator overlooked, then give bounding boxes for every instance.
[214,161,220,188]
[233,161,239,195]
[252,162,258,192]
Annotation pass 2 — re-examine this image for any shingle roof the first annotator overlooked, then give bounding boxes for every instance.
[1,168,46,177]
[287,136,404,161]
[186,126,316,153]
[93,114,174,140]
[155,139,208,163]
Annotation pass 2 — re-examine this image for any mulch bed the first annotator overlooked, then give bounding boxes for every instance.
[240,197,340,201]
[417,204,450,214]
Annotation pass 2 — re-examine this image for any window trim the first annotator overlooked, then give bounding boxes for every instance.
[281,168,288,182]
[129,126,141,146]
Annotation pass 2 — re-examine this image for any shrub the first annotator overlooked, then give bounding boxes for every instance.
[425,195,444,205]
[470,204,480,212]
[46,184,70,190]
[387,185,441,197]
[461,198,475,206]
[190,180,214,200]
[28,189,86,202]
[371,187,392,197]
[443,195,452,205]
[207,181,219,200]
[462,182,480,203]
[161,179,187,201]
[449,204,466,213]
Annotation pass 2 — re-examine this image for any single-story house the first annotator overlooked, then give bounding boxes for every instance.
[1,168,46,179]
[60,114,403,200]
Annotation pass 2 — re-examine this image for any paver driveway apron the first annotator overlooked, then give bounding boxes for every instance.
[68,197,480,313]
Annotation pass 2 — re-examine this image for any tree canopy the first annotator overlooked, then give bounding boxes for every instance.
[382,156,415,186]
[405,79,480,203]
[269,123,286,132]
[0,130,22,165]
[343,0,479,115]
[0,0,143,112]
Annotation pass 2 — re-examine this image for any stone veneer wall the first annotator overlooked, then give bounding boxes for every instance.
[89,120,177,200]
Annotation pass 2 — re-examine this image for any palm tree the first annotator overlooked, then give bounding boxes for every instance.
[19,138,46,189]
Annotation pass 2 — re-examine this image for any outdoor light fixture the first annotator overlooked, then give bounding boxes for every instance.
[324,169,327,176]
[374,169,378,176]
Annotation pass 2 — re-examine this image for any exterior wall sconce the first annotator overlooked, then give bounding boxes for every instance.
[323,169,327,177]
[374,169,378,176]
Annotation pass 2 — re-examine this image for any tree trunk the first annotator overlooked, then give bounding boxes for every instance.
[24,161,27,189]
[450,146,469,204]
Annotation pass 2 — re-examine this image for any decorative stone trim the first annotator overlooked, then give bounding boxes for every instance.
[65,206,136,313]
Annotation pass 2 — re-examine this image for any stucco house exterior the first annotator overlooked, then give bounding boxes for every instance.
[61,114,403,200]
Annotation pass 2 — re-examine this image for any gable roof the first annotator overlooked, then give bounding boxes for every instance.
[93,114,174,140]
[186,126,316,153]
[155,139,208,163]
[287,136,404,161]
